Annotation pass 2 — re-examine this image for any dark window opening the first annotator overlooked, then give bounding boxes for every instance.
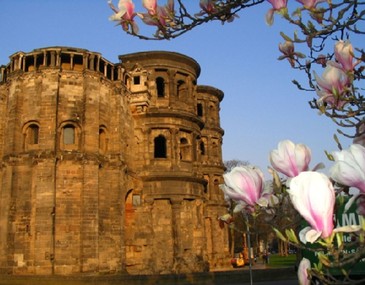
[180,138,188,160]
[74,55,83,65]
[107,65,112,80]
[36,54,43,68]
[112,67,118,81]
[99,128,107,152]
[61,53,71,64]
[25,56,35,72]
[63,124,75,145]
[133,76,141,85]
[74,54,84,71]
[200,142,205,155]
[45,51,52,66]
[154,135,167,158]
[156,77,165,97]
[177,80,185,97]
[27,124,39,144]
[197,103,203,117]
[99,60,105,74]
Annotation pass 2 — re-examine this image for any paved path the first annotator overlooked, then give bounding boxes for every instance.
[0,264,299,285]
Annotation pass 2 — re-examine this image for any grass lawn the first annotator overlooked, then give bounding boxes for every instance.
[267,254,297,268]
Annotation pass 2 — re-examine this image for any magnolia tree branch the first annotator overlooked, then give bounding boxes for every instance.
[124,0,265,40]
[109,3,365,280]
[109,0,365,139]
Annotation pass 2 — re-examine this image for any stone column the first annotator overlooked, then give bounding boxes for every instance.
[170,128,178,167]
[170,197,183,272]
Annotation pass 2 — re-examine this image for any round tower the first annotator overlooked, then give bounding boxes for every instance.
[0,47,132,275]
[0,48,230,276]
[119,51,229,274]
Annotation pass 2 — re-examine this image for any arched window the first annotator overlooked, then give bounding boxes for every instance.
[26,124,39,145]
[154,135,166,158]
[180,137,191,161]
[209,104,217,121]
[212,141,218,156]
[200,141,205,155]
[156,77,165,98]
[63,124,75,145]
[177,80,186,98]
[99,127,108,153]
[214,178,220,195]
[197,103,203,117]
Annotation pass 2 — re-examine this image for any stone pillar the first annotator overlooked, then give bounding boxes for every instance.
[170,197,183,272]
[170,128,178,167]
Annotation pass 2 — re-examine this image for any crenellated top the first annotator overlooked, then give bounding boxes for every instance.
[0,46,122,82]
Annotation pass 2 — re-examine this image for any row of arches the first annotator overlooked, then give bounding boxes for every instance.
[127,71,189,99]
[4,49,119,81]
[153,134,220,161]
[23,121,108,153]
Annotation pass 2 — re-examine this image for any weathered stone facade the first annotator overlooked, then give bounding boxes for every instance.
[0,47,229,275]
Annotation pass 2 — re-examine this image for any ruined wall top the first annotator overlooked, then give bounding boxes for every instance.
[119,51,201,79]
[1,48,203,85]
[0,46,119,82]
[196,85,224,102]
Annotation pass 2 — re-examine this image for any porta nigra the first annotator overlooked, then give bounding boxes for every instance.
[0,47,230,275]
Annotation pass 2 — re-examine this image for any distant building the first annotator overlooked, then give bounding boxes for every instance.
[0,47,229,275]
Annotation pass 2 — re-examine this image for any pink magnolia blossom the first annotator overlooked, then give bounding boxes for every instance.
[265,0,288,26]
[298,258,311,285]
[199,0,218,14]
[142,0,157,14]
[296,0,325,9]
[139,0,174,28]
[197,0,237,22]
[270,140,311,177]
[278,41,296,67]
[314,61,350,109]
[335,40,356,72]
[108,0,139,34]
[220,166,274,213]
[330,144,365,193]
[289,171,335,243]
[267,0,288,10]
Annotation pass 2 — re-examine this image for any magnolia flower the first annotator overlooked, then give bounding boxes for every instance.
[270,140,311,177]
[335,40,356,72]
[278,41,296,67]
[330,144,365,193]
[109,0,139,34]
[289,172,335,243]
[315,54,327,67]
[197,0,237,22]
[220,166,274,213]
[142,0,157,14]
[265,0,288,26]
[108,0,129,21]
[139,0,174,28]
[296,0,324,9]
[199,0,218,14]
[267,0,288,10]
[314,62,350,109]
[298,258,311,285]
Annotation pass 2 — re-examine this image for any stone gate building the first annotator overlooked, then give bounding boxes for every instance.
[0,47,229,275]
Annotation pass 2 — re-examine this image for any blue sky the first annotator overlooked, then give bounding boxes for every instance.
[0,1,354,177]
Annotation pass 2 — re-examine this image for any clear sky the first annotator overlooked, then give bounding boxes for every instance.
[0,0,354,177]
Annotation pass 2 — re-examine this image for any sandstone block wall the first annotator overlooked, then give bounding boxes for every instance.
[0,47,230,275]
